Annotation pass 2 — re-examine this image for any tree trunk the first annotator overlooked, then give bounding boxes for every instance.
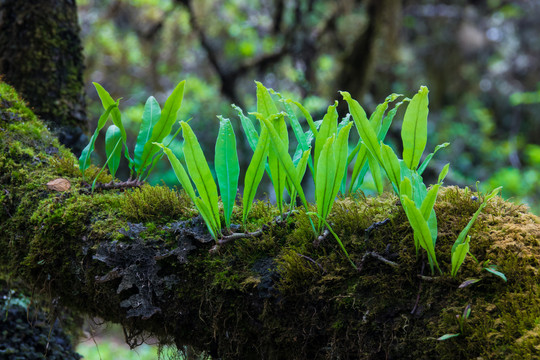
[0,0,87,155]
[336,0,401,111]
[1,81,539,359]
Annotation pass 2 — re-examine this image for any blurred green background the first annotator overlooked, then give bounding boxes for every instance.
[70,1,539,357]
[77,0,540,214]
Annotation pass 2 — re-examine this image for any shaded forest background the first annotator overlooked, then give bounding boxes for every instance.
[74,0,540,213]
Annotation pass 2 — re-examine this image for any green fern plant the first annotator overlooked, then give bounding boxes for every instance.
[82,80,503,277]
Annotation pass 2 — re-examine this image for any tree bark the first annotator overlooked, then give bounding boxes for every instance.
[0,0,87,155]
[1,81,539,359]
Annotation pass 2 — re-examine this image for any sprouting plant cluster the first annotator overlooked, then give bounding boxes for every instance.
[80,80,502,278]
[79,81,186,191]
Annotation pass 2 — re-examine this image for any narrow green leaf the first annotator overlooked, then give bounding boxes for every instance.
[155,142,218,240]
[380,99,407,143]
[105,125,122,178]
[438,163,450,184]
[400,176,413,200]
[458,278,481,289]
[243,126,269,224]
[134,96,161,174]
[316,136,336,229]
[418,142,450,175]
[181,121,220,233]
[437,334,460,341]
[329,123,353,206]
[79,103,117,179]
[267,114,289,214]
[154,143,196,201]
[280,98,314,176]
[286,99,318,136]
[138,80,185,176]
[451,235,470,277]
[314,102,338,174]
[349,147,369,193]
[420,184,441,220]
[232,104,259,152]
[256,81,279,118]
[340,91,383,166]
[401,86,429,170]
[285,148,311,204]
[484,265,507,282]
[194,197,218,240]
[93,83,133,170]
[380,143,401,194]
[401,195,441,274]
[296,149,311,183]
[91,136,123,193]
[215,116,240,229]
[451,187,502,253]
[259,115,308,210]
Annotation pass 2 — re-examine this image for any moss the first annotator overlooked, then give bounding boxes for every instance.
[120,184,195,224]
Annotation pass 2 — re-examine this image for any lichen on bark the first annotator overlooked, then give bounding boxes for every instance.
[1,81,539,359]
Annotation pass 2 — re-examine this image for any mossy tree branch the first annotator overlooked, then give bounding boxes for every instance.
[1,81,539,359]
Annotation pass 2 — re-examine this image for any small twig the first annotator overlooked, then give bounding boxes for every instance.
[364,218,390,241]
[215,210,298,247]
[296,253,326,273]
[358,251,399,272]
[218,228,264,245]
[83,178,144,191]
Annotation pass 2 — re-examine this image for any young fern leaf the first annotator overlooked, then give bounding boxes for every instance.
[401,195,442,275]
[93,82,133,171]
[268,114,289,215]
[232,104,259,152]
[91,136,122,192]
[340,91,384,167]
[181,121,221,235]
[278,96,314,177]
[79,103,118,179]
[451,187,502,253]
[153,143,196,200]
[380,143,401,194]
[259,115,308,210]
[401,86,429,170]
[314,102,338,174]
[286,149,311,205]
[330,122,353,204]
[348,99,404,194]
[243,125,270,225]
[255,82,287,214]
[105,125,122,178]
[155,142,219,240]
[285,99,318,136]
[215,116,240,229]
[316,136,336,232]
[418,142,450,176]
[138,80,185,177]
[451,235,471,277]
[134,96,161,174]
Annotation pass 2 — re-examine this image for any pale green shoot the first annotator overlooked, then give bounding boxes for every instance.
[450,186,502,276]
